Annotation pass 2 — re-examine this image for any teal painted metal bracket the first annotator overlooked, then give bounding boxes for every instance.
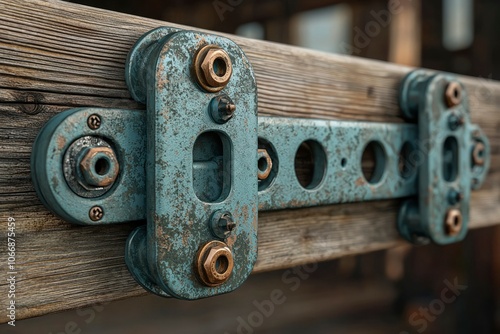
[397,70,490,245]
[30,28,490,300]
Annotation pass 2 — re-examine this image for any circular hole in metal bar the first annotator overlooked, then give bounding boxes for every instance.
[294,140,327,190]
[95,157,110,176]
[361,141,387,184]
[398,141,417,179]
[443,136,459,182]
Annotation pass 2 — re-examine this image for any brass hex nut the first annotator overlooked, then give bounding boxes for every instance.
[194,45,232,92]
[444,209,463,236]
[79,147,120,188]
[196,241,234,287]
[445,82,462,108]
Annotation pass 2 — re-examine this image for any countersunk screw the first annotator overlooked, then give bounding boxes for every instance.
[445,82,462,108]
[210,95,236,124]
[210,210,236,239]
[87,114,101,130]
[89,206,104,221]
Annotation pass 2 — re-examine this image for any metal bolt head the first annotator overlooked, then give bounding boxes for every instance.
[445,82,462,108]
[89,206,104,221]
[472,142,486,166]
[210,210,236,239]
[79,147,120,188]
[87,114,101,130]
[193,45,233,92]
[196,241,234,287]
[210,95,236,124]
[444,209,463,236]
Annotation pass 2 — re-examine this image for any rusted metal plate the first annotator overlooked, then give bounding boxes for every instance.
[397,70,490,245]
[125,29,259,300]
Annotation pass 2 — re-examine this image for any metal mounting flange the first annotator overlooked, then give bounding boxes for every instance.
[124,27,259,299]
[397,70,490,245]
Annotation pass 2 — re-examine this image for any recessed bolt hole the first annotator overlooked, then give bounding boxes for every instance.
[95,158,110,176]
[341,158,347,168]
[294,140,327,190]
[361,141,387,184]
[215,255,229,274]
[213,57,227,77]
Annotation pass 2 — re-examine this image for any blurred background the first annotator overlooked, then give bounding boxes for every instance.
[11,0,500,333]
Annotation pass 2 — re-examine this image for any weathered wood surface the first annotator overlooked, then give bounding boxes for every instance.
[0,0,499,322]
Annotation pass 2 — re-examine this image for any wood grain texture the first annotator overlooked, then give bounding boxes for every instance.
[0,0,499,322]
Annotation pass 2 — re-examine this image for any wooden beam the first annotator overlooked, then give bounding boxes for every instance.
[0,0,499,322]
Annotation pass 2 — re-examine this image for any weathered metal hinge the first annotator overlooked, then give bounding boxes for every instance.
[31,27,490,299]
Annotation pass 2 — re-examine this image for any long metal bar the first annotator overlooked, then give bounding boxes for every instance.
[32,108,418,225]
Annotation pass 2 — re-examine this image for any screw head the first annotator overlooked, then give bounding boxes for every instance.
[89,206,104,221]
[257,149,273,180]
[87,114,101,130]
[448,114,464,131]
[219,213,236,231]
[445,82,462,108]
[193,45,233,93]
[196,241,234,287]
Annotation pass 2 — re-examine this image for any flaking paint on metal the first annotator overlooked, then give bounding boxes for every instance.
[397,70,490,245]
[32,31,492,300]
[127,30,259,299]
[31,108,147,225]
